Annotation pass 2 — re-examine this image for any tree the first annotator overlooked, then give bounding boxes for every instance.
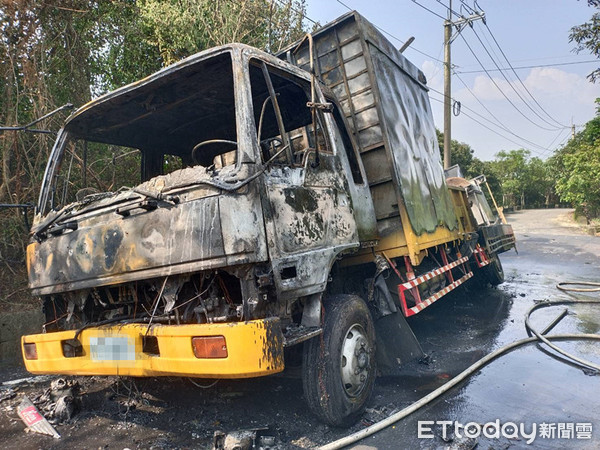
[0,0,312,263]
[436,130,504,208]
[138,0,310,65]
[555,143,600,220]
[570,1,600,82]
[437,129,475,172]
[525,156,555,208]
[489,149,553,209]
[553,110,600,221]
[491,150,528,208]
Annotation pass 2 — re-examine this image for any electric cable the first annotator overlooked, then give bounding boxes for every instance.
[435,0,463,19]
[456,60,600,74]
[271,0,317,25]
[413,0,566,132]
[429,95,553,156]
[459,34,563,132]
[411,0,447,21]
[469,26,567,130]
[545,128,570,151]
[410,0,566,132]
[452,71,554,153]
[481,21,568,128]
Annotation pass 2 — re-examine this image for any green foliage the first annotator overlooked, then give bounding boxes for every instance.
[570,1,600,82]
[0,0,311,263]
[555,143,600,218]
[436,130,502,203]
[436,129,475,172]
[489,149,555,209]
[553,108,600,220]
[138,0,309,65]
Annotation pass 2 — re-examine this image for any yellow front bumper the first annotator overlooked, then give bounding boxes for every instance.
[21,318,284,378]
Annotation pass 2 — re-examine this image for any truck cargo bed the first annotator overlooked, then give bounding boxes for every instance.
[279,11,463,263]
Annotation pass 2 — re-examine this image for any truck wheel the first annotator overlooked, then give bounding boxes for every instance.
[484,253,504,286]
[302,295,376,427]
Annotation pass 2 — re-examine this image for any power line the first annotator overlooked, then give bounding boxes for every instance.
[545,128,570,151]
[479,21,568,129]
[556,131,572,149]
[413,0,569,134]
[477,22,507,74]
[451,72,552,152]
[435,0,463,19]
[458,33,563,132]
[459,0,477,15]
[429,90,553,155]
[455,59,600,73]
[412,0,447,21]
[430,95,552,157]
[468,26,565,130]
[285,0,563,156]
[335,0,445,64]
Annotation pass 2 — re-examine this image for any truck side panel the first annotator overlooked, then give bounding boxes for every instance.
[279,12,460,263]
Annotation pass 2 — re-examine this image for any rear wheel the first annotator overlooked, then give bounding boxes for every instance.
[302,295,376,427]
[484,253,504,286]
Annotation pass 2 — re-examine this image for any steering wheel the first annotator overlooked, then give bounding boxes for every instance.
[259,137,283,162]
[192,139,238,166]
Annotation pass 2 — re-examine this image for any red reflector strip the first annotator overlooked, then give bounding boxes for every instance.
[23,343,38,360]
[403,272,473,317]
[192,336,228,359]
[399,255,469,290]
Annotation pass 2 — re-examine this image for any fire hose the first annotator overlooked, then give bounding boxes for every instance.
[320,291,600,450]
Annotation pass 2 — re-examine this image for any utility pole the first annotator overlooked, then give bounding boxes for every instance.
[443,3,452,170]
[443,1,485,169]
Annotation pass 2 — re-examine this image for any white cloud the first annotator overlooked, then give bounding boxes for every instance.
[435,67,600,160]
[523,67,599,104]
[421,60,444,92]
[456,67,600,106]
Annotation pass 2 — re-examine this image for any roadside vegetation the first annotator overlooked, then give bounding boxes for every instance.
[0,0,312,307]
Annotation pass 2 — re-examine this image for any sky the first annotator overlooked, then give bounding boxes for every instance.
[304,0,600,161]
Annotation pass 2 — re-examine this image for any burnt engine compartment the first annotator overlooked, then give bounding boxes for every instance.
[41,267,281,332]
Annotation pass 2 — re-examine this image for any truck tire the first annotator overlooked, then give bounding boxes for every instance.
[302,294,376,427]
[484,253,504,286]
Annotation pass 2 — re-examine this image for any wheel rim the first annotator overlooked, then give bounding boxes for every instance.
[340,323,371,397]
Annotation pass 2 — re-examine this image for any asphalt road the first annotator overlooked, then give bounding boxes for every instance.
[0,208,598,449]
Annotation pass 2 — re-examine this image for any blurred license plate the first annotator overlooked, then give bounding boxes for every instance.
[89,336,135,361]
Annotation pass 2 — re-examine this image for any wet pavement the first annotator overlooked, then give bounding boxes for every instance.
[354,209,600,449]
[0,209,598,449]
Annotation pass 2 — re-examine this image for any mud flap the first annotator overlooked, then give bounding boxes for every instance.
[374,311,425,376]
[371,274,424,376]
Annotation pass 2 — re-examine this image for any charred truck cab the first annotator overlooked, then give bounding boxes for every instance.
[22,12,515,426]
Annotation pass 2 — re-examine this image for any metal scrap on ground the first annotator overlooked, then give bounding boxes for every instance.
[16,396,60,439]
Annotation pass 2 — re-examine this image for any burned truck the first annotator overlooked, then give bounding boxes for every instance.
[22,11,515,426]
